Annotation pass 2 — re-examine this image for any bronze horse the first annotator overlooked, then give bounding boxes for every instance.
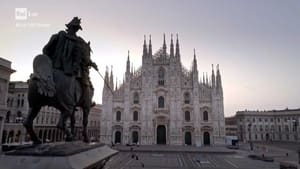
[23,40,94,144]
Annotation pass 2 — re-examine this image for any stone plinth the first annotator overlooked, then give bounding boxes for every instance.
[0,142,118,169]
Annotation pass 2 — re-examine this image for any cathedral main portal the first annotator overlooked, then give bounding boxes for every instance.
[157,125,166,144]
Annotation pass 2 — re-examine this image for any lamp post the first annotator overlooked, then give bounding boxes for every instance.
[291,119,300,164]
[248,123,253,151]
[270,127,274,143]
[291,119,298,141]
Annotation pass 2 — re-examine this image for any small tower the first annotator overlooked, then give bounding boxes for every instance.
[203,72,206,85]
[104,66,109,88]
[192,49,199,86]
[170,34,174,57]
[216,64,223,95]
[126,51,130,73]
[143,35,151,66]
[125,51,131,81]
[102,66,111,98]
[148,35,152,57]
[143,35,147,57]
[206,72,209,86]
[212,64,225,144]
[175,34,180,60]
[192,49,198,72]
[211,64,216,88]
[109,65,114,90]
[163,33,167,55]
[115,77,118,91]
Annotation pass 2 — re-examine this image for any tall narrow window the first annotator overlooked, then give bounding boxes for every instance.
[10,99,14,107]
[21,99,24,107]
[203,111,208,121]
[158,67,165,86]
[158,96,165,108]
[6,98,10,107]
[133,111,138,121]
[185,111,190,122]
[116,111,121,121]
[16,111,22,123]
[5,111,11,123]
[133,92,139,104]
[184,92,190,104]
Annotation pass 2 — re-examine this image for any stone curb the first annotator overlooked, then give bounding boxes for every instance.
[115,147,236,154]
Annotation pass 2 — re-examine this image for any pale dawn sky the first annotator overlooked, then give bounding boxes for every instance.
[0,0,299,116]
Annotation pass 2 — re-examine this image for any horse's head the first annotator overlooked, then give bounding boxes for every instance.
[74,39,92,62]
[83,41,93,57]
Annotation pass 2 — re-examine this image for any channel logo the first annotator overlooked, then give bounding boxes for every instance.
[15,8,28,20]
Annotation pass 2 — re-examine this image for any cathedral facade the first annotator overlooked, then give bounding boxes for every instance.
[100,35,225,146]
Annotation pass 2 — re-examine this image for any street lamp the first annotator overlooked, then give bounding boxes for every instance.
[248,123,253,151]
[270,127,274,143]
[292,119,298,140]
[290,119,299,164]
[292,119,300,164]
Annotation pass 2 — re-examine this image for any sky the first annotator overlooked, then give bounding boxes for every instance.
[0,0,299,117]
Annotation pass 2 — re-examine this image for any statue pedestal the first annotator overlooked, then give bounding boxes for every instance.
[0,142,118,169]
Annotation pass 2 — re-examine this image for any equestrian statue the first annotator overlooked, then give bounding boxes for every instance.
[23,17,98,144]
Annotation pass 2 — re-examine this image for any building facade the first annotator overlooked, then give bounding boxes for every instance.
[236,109,300,142]
[101,35,225,146]
[225,116,238,137]
[0,58,15,152]
[2,81,101,145]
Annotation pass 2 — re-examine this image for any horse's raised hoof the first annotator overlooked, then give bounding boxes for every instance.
[90,101,96,107]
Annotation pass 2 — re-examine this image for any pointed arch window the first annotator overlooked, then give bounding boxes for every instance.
[116,111,121,121]
[203,111,208,121]
[184,92,190,104]
[133,111,138,121]
[185,111,191,122]
[133,92,139,104]
[158,96,165,108]
[158,67,165,86]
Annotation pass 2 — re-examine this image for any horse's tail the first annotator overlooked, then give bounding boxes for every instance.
[29,54,56,97]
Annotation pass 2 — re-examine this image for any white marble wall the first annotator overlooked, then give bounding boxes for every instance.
[100,41,225,146]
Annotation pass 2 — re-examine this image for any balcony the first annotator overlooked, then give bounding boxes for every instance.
[154,107,169,115]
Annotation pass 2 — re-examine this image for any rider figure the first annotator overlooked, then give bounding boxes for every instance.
[43,17,97,105]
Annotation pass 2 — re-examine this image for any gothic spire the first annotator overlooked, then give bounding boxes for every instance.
[175,33,180,59]
[115,77,118,90]
[148,34,152,56]
[109,65,114,89]
[206,72,209,85]
[143,35,147,57]
[103,66,111,96]
[104,66,109,85]
[211,64,216,88]
[193,48,197,71]
[170,34,174,57]
[163,33,167,55]
[216,64,222,90]
[126,50,130,73]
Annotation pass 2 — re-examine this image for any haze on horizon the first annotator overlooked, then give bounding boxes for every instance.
[0,0,299,117]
